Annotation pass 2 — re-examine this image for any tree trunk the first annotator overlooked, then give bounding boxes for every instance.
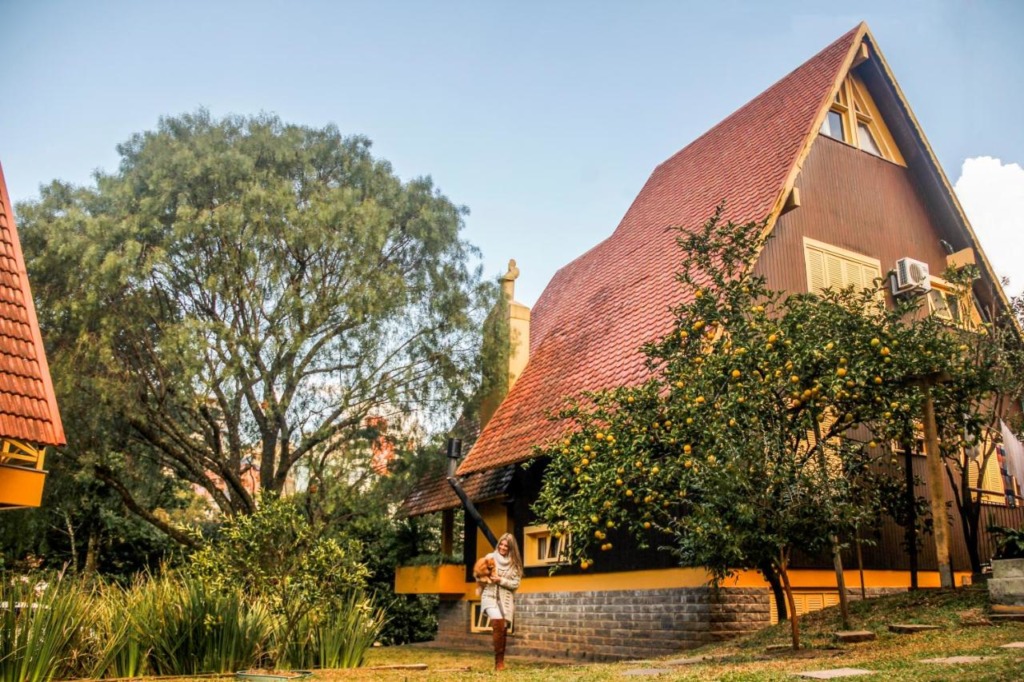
[778,549,800,650]
[95,465,200,548]
[759,559,788,623]
[84,531,99,577]
[903,441,919,590]
[855,531,867,600]
[830,536,850,630]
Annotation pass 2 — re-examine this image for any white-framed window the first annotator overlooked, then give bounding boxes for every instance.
[803,238,882,297]
[522,524,571,568]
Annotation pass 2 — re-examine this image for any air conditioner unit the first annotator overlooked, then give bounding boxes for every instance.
[891,257,931,295]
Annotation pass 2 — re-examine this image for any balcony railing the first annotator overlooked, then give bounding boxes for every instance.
[0,439,47,508]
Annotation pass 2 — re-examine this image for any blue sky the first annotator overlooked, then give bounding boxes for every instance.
[2,0,1023,305]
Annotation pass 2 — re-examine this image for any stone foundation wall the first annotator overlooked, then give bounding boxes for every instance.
[434,587,770,661]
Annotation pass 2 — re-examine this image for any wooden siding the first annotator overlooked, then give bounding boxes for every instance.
[755,135,951,295]
[791,452,1024,573]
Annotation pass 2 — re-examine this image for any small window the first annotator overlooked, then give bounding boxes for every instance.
[820,110,845,140]
[857,122,881,156]
[927,289,961,324]
[927,277,978,327]
[523,524,572,567]
[965,435,1009,506]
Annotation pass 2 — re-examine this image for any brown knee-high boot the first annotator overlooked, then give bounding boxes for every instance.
[491,618,507,671]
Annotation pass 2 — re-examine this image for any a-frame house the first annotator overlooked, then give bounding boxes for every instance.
[398,23,1024,660]
[0,162,66,508]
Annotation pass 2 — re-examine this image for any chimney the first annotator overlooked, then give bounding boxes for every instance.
[479,259,531,427]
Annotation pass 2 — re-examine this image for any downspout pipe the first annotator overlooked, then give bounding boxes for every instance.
[444,438,498,549]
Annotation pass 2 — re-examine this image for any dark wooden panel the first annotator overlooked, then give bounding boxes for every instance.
[755,135,952,298]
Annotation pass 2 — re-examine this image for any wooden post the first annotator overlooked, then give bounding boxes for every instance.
[922,385,954,589]
[903,440,919,590]
[441,509,454,556]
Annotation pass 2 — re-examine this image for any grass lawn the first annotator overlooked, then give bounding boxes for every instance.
[314,587,1024,681]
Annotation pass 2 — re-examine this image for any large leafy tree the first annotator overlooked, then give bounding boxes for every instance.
[19,111,490,543]
[532,208,957,648]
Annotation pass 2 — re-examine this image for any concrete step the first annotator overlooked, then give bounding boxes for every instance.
[888,623,941,634]
[990,613,1024,623]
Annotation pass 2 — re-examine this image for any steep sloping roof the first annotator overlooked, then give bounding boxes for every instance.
[458,25,864,475]
[0,163,66,446]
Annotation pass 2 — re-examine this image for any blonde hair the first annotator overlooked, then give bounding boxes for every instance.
[497,533,524,575]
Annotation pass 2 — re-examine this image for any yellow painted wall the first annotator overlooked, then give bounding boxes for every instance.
[443,566,974,600]
[508,301,530,390]
[475,500,509,559]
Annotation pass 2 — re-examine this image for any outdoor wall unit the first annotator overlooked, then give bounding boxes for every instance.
[891,256,931,295]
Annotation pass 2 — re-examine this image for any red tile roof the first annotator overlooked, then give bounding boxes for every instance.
[0,162,66,446]
[399,466,515,517]
[458,26,861,475]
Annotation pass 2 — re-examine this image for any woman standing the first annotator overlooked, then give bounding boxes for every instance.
[479,533,523,671]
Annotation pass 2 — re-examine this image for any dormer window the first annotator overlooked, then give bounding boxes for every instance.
[819,71,905,166]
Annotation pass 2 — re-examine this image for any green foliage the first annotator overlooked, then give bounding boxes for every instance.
[0,574,91,682]
[17,109,491,540]
[188,494,368,659]
[988,524,1024,560]
[127,573,272,676]
[276,592,387,670]
[2,569,384,677]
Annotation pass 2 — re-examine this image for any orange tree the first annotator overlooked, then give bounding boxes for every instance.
[532,208,958,648]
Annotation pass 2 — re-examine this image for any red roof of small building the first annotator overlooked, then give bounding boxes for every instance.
[458,26,862,475]
[399,466,516,517]
[0,162,66,446]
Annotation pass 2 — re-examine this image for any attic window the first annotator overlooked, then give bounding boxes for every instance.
[820,110,845,141]
[819,72,905,166]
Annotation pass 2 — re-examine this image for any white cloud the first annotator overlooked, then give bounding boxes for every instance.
[954,156,1024,295]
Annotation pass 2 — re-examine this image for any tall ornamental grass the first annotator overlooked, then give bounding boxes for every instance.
[0,576,90,682]
[1,572,383,678]
[131,573,272,675]
[88,579,147,679]
[275,593,387,670]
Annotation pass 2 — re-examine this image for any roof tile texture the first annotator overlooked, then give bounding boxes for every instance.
[399,466,515,517]
[458,27,858,475]
[0,163,66,446]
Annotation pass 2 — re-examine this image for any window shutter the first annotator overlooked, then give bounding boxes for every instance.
[807,247,826,293]
[825,253,845,288]
[804,239,881,297]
